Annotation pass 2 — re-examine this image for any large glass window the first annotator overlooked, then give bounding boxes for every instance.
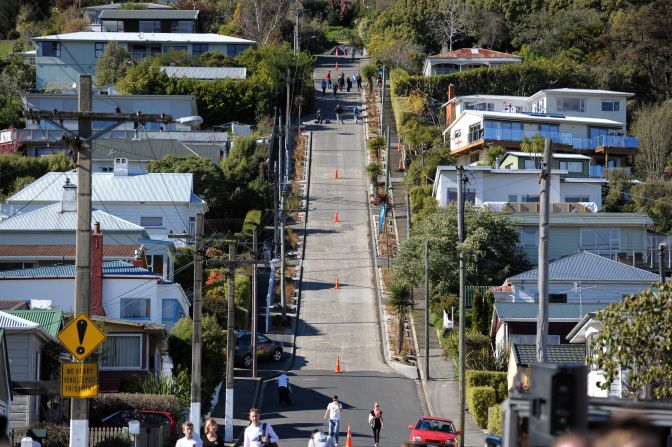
[139,20,161,32]
[539,124,559,134]
[42,42,61,57]
[556,97,585,113]
[148,255,164,277]
[101,335,142,369]
[103,21,124,32]
[522,195,539,202]
[446,188,476,204]
[95,42,107,58]
[468,123,482,143]
[465,102,494,111]
[162,299,184,332]
[520,228,538,248]
[559,161,583,173]
[170,20,193,33]
[120,298,150,319]
[192,44,209,56]
[226,44,248,57]
[140,216,163,227]
[589,127,611,139]
[601,99,620,112]
[580,228,620,250]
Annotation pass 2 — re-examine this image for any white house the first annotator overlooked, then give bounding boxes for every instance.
[0,330,11,423]
[442,88,638,174]
[2,170,207,244]
[422,48,522,77]
[32,32,255,90]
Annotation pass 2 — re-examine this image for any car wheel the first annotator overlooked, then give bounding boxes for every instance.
[243,353,252,368]
[272,347,283,362]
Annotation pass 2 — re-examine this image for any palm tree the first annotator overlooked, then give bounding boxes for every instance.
[367,162,382,200]
[362,64,377,96]
[389,280,413,354]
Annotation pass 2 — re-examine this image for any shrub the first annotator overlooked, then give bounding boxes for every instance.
[467,386,496,429]
[442,333,490,363]
[12,423,70,447]
[95,436,133,447]
[368,136,385,160]
[90,393,182,426]
[487,404,504,436]
[466,371,509,402]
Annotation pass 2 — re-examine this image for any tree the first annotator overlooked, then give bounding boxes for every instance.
[361,64,378,95]
[95,42,132,87]
[367,34,424,72]
[521,134,544,169]
[392,205,529,297]
[471,289,493,335]
[239,0,292,45]
[630,180,672,234]
[633,102,672,180]
[366,162,382,200]
[428,0,471,52]
[388,281,414,354]
[591,282,672,399]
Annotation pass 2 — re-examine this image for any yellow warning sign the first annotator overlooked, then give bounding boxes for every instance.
[61,362,99,398]
[57,313,106,361]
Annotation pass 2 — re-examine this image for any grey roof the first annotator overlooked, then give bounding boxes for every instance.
[494,302,607,321]
[512,213,653,226]
[0,261,156,279]
[92,139,221,164]
[80,3,173,11]
[507,251,660,282]
[7,171,199,204]
[99,9,198,20]
[0,203,145,232]
[33,32,255,44]
[160,66,247,80]
[513,343,586,365]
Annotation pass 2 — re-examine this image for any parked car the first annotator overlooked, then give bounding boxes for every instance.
[408,416,460,446]
[101,409,179,443]
[234,331,283,368]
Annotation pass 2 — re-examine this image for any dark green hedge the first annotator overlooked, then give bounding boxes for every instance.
[466,370,509,403]
[392,60,596,100]
[467,386,496,428]
[90,393,182,425]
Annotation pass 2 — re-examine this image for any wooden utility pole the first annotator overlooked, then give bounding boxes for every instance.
[457,166,466,447]
[380,66,386,131]
[225,242,236,442]
[27,75,172,447]
[385,125,391,193]
[536,138,552,362]
[659,243,666,283]
[190,213,204,426]
[424,240,430,380]
[252,231,258,378]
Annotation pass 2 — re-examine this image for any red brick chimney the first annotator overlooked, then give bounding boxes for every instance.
[90,222,106,316]
[446,83,456,126]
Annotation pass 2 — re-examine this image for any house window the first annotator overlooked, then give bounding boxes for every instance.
[523,159,538,169]
[226,44,248,57]
[465,102,494,111]
[580,228,620,250]
[99,166,113,172]
[508,194,518,202]
[42,42,62,57]
[103,20,124,32]
[556,97,585,113]
[539,124,559,136]
[453,129,461,139]
[446,188,476,204]
[170,20,194,33]
[192,44,209,56]
[565,195,589,203]
[120,298,151,319]
[549,293,567,303]
[140,216,163,228]
[589,127,612,139]
[95,42,107,58]
[520,228,538,248]
[148,255,164,277]
[101,334,142,369]
[559,161,583,173]
[522,195,539,202]
[139,20,161,33]
[601,99,620,112]
[163,45,187,53]
[468,123,482,143]
[162,299,185,332]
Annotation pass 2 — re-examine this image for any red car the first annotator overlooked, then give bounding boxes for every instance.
[101,409,180,444]
[408,416,460,446]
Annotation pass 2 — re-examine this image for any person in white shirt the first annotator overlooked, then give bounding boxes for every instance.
[323,395,343,446]
[244,408,280,447]
[277,372,290,406]
[175,421,203,447]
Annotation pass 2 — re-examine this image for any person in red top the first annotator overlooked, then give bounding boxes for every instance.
[326,70,332,88]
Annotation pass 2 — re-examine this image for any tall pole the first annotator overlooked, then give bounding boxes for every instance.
[279,111,286,319]
[380,66,386,132]
[536,138,552,363]
[285,67,291,151]
[659,243,667,283]
[70,74,92,447]
[385,125,391,193]
[424,240,430,381]
[457,166,466,447]
[224,243,236,442]
[252,231,258,378]
[294,7,300,53]
[190,213,204,426]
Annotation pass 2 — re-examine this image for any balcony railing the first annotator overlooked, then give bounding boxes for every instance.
[479,128,640,152]
[3,128,229,144]
[595,134,639,149]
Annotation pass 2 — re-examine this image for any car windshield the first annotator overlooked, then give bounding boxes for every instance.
[417,420,454,433]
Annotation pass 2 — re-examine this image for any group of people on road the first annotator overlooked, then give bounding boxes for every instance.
[321,71,363,96]
[241,384,384,447]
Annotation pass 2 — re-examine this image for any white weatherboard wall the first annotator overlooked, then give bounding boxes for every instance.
[559,182,603,208]
[6,332,43,428]
[507,280,654,304]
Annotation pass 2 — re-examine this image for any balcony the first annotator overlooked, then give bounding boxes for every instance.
[477,128,640,153]
[1,128,229,145]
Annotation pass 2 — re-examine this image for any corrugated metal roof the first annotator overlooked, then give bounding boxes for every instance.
[80,3,173,11]
[430,48,522,60]
[8,171,196,203]
[0,311,39,330]
[0,203,145,232]
[508,251,660,282]
[0,245,138,258]
[0,300,28,310]
[99,9,198,20]
[4,309,62,337]
[0,261,156,279]
[92,139,221,164]
[495,302,607,321]
[33,32,255,44]
[514,344,585,365]
[160,66,247,80]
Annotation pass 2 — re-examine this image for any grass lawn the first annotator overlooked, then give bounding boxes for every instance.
[325,26,352,43]
[0,41,13,60]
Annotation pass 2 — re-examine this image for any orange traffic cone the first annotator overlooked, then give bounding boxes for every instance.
[398,158,404,171]
[335,276,340,289]
[335,355,342,373]
[397,141,401,152]
[336,48,340,56]
[334,168,339,179]
[335,62,339,71]
[346,423,353,447]
[334,208,340,222]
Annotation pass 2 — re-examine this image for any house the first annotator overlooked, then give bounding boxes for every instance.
[32,32,255,90]
[159,66,247,81]
[442,87,638,175]
[507,343,585,393]
[2,170,208,245]
[499,151,594,178]
[0,310,61,429]
[422,48,522,76]
[79,3,174,32]
[491,252,660,352]
[0,330,11,421]
[99,9,201,34]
